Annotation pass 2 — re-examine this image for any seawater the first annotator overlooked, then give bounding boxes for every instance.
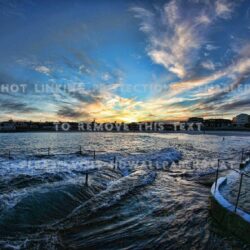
[0,132,249,249]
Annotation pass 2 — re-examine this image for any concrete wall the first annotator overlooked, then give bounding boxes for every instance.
[211,177,250,243]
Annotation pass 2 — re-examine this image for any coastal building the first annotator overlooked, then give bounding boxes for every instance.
[29,122,41,130]
[188,117,204,123]
[204,119,232,128]
[128,122,140,131]
[16,122,29,130]
[0,120,16,131]
[232,114,250,127]
[42,122,55,130]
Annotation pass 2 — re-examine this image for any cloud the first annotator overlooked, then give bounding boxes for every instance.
[192,87,221,98]
[201,75,249,105]
[57,106,90,119]
[205,44,219,51]
[215,0,235,19]
[196,14,212,25]
[220,98,250,111]
[131,6,154,33]
[143,37,250,118]
[0,0,247,122]
[163,0,180,27]
[132,1,199,78]
[102,73,111,81]
[132,0,240,79]
[79,64,92,75]
[201,60,216,70]
[62,48,97,76]
[67,89,100,104]
[146,40,250,118]
[0,99,39,114]
[169,71,226,95]
[53,82,144,122]
[167,51,250,96]
[16,58,53,77]
[237,43,250,57]
[34,65,51,75]
[132,1,225,79]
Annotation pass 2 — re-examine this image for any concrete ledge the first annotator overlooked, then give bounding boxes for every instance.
[211,177,250,243]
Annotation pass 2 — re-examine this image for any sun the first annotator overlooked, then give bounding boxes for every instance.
[122,116,138,123]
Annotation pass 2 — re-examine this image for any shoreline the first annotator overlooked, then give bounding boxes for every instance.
[0,130,250,136]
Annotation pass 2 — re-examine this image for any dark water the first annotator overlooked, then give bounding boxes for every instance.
[0,132,250,249]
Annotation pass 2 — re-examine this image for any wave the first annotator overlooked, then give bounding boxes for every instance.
[0,168,123,235]
[112,148,182,176]
[0,147,181,248]
[0,169,156,249]
[57,169,156,230]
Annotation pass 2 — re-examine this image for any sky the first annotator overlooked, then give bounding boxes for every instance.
[0,0,250,122]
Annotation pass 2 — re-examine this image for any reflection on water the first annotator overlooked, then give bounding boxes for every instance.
[0,132,249,249]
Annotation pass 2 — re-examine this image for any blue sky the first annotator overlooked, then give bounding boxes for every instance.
[0,0,250,122]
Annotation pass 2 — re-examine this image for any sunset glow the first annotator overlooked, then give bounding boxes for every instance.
[0,0,249,122]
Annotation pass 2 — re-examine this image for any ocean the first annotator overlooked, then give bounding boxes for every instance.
[0,132,249,249]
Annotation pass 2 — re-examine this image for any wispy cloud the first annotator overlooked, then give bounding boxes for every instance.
[132,0,238,79]
[205,44,219,51]
[34,65,51,75]
[0,99,39,114]
[201,60,216,71]
[220,98,250,111]
[132,0,206,78]
[215,0,235,19]
[57,106,89,119]
[165,45,250,96]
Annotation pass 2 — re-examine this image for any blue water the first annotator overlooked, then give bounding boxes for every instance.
[0,132,249,249]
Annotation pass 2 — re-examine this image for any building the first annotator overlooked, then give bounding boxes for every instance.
[0,120,16,131]
[41,122,55,130]
[204,119,232,128]
[232,114,250,127]
[188,117,204,123]
[128,122,140,131]
[15,122,29,131]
